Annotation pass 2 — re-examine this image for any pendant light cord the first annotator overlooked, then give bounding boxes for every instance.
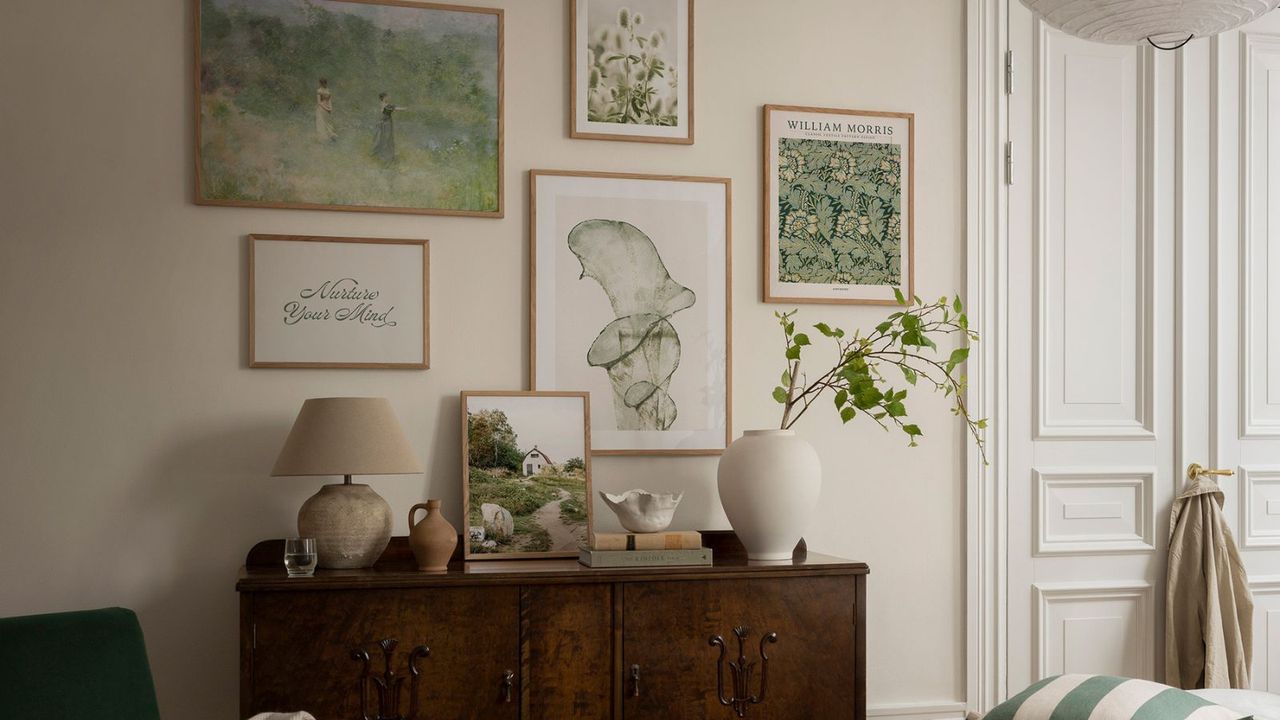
[1147,34,1194,50]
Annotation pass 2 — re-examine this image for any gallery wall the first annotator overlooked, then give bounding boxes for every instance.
[0,1,967,717]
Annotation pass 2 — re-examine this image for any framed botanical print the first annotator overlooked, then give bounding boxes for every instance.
[530,170,730,455]
[571,0,694,144]
[249,234,428,369]
[763,104,914,305]
[462,391,592,560]
[195,0,503,217]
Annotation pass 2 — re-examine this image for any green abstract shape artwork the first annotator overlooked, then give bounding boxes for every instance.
[777,137,902,286]
[568,219,694,431]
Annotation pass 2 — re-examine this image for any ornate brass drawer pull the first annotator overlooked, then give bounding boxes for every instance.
[502,669,515,703]
[709,626,778,718]
[351,638,430,720]
[630,663,642,697]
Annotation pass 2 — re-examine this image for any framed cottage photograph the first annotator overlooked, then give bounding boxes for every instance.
[462,391,592,560]
[763,105,914,305]
[195,0,503,217]
[249,234,428,368]
[571,0,693,144]
[530,170,730,455]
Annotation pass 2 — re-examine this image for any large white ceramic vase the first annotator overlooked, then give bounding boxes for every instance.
[717,429,822,560]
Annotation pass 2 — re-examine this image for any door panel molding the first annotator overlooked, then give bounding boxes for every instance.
[1034,24,1155,440]
[1033,582,1154,679]
[1033,468,1156,555]
[1241,33,1280,437]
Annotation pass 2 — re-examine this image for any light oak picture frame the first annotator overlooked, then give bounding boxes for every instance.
[248,234,429,369]
[529,169,731,456]
[461,390,593,561]
[570,0,694,144]
[194,0,504,217]
[763,104,915,305]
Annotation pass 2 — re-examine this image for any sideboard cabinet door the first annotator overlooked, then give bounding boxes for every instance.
[522,583,615,718]
[248,587,519,719]
[622,577,856,719]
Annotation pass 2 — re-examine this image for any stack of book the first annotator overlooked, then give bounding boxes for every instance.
[578,530,712,567]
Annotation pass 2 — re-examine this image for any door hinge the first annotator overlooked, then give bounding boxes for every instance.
[1003,49,1013,94]
[1005,50,1013,94]
[1004,141,1014,186]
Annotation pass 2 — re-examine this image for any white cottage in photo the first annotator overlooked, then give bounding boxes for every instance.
[522,447,554,476]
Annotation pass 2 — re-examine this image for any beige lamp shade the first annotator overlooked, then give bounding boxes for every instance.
[272,397,423,477]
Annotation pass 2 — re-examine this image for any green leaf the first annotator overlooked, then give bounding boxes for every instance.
[840,407,856,423]
[903,424,923,437]
[785,345,801,361]
[887,401,907,417]
[947,347,970,371]
[772,386,788,404]
[834,389,848,408]
[814,322,835,337]
[875,321,893,333]
[900,366,918,385]
[784,321,795,336]
[953,296,963,313]
[781,370,792,387]
[893,287,907,305]
[793,333,811,346]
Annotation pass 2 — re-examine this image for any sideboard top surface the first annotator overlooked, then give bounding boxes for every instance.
[237,533,868,592]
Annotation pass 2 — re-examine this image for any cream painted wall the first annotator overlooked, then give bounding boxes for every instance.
[0,1,967,716]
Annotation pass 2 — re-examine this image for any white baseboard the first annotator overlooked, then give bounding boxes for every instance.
[867,701,969,720]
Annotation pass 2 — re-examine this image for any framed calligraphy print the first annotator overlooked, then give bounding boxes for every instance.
[763,105,914,305]
[249,234,429,369]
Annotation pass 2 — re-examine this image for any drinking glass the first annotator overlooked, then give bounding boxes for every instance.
[284,537,318,577]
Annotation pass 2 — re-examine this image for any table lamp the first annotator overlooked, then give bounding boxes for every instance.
[272,397,423,569]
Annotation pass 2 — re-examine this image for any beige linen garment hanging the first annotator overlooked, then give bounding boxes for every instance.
[1165,473,1254,689]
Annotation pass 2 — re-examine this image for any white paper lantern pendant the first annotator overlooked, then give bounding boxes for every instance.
[1022,0,1279,49]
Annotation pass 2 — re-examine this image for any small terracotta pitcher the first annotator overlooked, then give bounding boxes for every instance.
[408,499,457,572]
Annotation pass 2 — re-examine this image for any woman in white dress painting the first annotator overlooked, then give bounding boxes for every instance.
[315,78,337,143]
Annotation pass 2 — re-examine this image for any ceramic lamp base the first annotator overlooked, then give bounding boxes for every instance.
[298,483,392,569]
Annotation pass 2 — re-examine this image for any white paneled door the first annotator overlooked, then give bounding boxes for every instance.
[997,0,1280,701]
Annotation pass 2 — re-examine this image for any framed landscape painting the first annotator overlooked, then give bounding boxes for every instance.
[195,0,503,217]
[530,170,730,455]
[462,391,592,560]
[763,105,914,305]
[249,234,428,368]
[571,0,693,144]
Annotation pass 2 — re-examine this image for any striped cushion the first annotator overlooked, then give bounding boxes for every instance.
[985,675,1252,720]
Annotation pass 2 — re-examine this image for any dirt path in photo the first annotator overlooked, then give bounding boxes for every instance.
[533,488,583,551]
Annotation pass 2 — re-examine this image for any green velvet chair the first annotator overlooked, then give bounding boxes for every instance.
[0,607,161,720]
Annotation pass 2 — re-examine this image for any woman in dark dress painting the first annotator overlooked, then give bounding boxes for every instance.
[371,92,406,165]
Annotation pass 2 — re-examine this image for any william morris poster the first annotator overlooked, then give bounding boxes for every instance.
[764,105,914,305]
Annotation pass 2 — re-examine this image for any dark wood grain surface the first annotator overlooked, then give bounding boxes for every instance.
[239,533,867,719]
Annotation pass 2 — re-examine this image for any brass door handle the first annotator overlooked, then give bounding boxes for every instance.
[1188,463,1234,479]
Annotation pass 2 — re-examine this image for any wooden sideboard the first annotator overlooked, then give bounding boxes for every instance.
[237,533,867,719]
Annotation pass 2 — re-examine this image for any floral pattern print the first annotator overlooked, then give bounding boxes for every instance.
[776,138,902,286]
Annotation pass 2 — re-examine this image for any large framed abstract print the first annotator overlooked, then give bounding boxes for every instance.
[530,170,730,455]
[571,0,694,144]
[763,105,914,305]
[195,0,503,217]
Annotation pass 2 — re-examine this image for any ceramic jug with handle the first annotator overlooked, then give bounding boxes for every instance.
[407,499,457,572]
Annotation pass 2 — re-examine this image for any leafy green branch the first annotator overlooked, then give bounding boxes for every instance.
[773,289,988,463]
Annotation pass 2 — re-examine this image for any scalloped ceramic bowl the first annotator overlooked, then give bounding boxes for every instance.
[599,489,684,533]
